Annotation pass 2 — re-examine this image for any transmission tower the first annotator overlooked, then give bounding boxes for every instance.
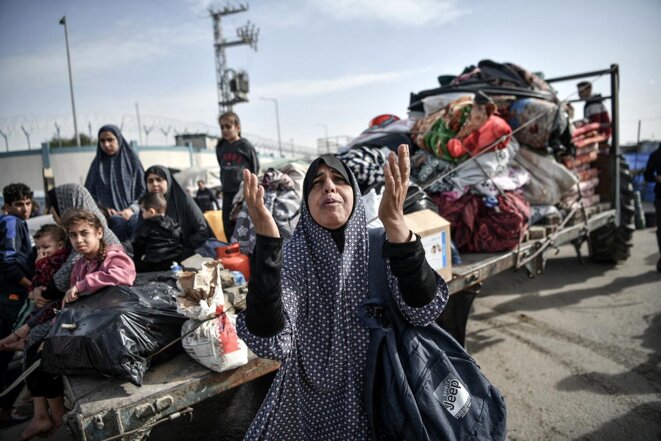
[210,3,259,114]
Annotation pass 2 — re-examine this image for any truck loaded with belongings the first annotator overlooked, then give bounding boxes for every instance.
[335,61,632,343]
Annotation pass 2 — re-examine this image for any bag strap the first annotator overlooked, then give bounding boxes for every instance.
[367,227,389,302]
[358,228,389,329]
[364,227,388,441]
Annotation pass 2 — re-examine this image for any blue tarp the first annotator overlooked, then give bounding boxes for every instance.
[623,152,655,202]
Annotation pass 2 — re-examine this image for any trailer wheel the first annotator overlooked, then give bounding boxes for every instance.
[589,158,635,263]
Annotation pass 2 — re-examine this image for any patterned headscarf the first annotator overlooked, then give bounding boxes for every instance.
[48,183,119,291]
[282,155,370,390]
[84,124,146,211]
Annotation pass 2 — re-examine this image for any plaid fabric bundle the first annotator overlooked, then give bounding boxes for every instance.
[338,146,388,194]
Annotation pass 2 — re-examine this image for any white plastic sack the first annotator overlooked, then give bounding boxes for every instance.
[514,146,579,205]
[363,187,384,229]
[181,312,248,373]
[448,136,520,193]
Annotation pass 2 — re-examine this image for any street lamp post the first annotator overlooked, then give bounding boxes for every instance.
[260,97,282,156]
[59,16,81,147]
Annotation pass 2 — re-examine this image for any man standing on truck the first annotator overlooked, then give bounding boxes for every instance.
[577,81,612,141]
[644,142,661,272]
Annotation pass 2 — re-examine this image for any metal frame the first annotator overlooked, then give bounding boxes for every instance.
[447,211,615,295]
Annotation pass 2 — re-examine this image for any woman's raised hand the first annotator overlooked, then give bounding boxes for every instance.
[378,144,412,243]
[243,169,280,238]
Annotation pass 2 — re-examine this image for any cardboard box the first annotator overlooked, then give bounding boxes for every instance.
[404,209,452,282]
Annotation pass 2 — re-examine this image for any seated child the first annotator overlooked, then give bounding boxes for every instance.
[132,192,184,272]
[16,209,136,441]
[0,224,69,352]
[0,183,34,422]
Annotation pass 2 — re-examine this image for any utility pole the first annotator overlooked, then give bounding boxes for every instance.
[59,16,81,147]
[209,3,259,114]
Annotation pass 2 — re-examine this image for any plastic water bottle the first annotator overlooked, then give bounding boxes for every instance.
[232,271,246,286]
[170,262,182,276]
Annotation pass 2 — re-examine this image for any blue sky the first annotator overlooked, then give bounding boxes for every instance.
[1,0,660,152]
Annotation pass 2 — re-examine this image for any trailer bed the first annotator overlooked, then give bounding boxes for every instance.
[64,355,279,441]
[447,209,615,294]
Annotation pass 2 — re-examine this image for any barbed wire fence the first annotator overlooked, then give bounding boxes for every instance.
[0,113,317,158]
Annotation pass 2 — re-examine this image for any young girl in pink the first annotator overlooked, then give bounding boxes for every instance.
[19,209,135,441]
[62,208,136,305]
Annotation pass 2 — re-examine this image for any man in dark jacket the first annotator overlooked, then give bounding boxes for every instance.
[132,192,183,272]
[194,179,218,213]
[644,143,661,272]
[216,111,259,239]
[0,183,35,421]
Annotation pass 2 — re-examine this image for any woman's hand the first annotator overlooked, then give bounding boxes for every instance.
[31,286,49,308]
[378,144,412,243]
[64,285,79,304]
[243,169,280,238]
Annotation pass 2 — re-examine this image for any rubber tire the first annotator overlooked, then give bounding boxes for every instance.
[589,158,635,263]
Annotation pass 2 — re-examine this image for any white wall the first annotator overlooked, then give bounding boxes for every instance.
[0,153,44,190]
[0,147,219,193]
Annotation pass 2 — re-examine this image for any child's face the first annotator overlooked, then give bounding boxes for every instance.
[3,197,32,220]
[220,118,240,142]
[35,235,65,260]
[67,221,103,258]
[140,206,158,220]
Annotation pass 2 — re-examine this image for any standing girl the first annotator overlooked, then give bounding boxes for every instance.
[17,209,135,441]
[215,111,259,239]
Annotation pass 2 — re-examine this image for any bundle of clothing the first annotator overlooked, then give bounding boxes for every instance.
[412,92,512,163]
[231,164,305,254]
[432,191,530,253]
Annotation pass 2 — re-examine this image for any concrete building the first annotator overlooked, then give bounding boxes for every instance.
[175,133,219,150]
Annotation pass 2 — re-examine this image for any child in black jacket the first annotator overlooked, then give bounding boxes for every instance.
[132,192,184,272]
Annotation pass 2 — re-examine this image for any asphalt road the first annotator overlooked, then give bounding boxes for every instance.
[465,226,661,441]
[3,227,660,441]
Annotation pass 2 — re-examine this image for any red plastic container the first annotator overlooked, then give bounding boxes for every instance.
[216,243,250,281]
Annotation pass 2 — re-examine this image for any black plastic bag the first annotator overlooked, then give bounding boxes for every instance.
[41,280,186,386]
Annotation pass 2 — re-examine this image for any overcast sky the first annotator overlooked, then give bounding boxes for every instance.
[1,0,660,152]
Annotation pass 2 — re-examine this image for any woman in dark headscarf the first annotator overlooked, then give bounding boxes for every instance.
[236,145,449,440]
[33,184,120,303]
[85,125,146,227]
[21,183,120,441]
[144,165,213,259]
